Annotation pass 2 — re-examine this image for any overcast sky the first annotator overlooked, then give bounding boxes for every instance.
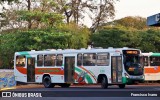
[84,0,160,27]
[115,0,160,19]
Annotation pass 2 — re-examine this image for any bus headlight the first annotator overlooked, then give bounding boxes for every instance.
[125,73,130,78]
[141,75,145,79]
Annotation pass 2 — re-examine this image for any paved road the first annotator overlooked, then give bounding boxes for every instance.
[1,85,160,100]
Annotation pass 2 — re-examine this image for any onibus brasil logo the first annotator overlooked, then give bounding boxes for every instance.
[2,92,42,97]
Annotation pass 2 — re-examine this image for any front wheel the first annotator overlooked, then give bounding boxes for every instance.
[101,76,108,89]
[43,76,55,88]
[119,84,125,89]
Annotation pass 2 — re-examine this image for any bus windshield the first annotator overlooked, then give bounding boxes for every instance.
[125,55,140,66]
[123,50,143,76]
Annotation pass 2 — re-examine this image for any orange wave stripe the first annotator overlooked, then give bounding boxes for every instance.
[79,66,97,81]
[144,66,160,73]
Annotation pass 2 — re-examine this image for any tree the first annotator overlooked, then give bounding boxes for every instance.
[0,0,64,31]
[0,0,18,3]
[103,16,148,30]
[56,0,117,31]
[91,27,127,48]
[0,25,90,68]
[91,25,160,52]
[0,0,20,31]
[1,0,118,31]
[57,23,90,48]
[90,0,116,32]
[140,29,160,52]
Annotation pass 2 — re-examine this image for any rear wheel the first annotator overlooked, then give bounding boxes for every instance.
[119,84,125,89]
[101,76,108,89]
[43,76,55,88]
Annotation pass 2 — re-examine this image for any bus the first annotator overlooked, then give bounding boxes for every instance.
[142,52,160,82]
[14,47,144,89]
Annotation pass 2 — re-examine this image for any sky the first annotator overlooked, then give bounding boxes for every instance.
[84,0,160,27]
[115,0,160,19]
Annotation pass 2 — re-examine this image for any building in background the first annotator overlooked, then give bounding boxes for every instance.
[147,13,160,26]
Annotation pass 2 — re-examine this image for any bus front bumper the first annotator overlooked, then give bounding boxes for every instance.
[122,75,144,84]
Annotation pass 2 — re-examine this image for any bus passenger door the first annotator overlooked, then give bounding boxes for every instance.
[111,56,123,83]
[27,57,35,82]
[64,56,75,83]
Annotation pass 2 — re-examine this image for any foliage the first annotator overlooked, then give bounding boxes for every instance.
[103,16,148,30]
[17,10,64,28]
[57,23,90,49]
[91,27,160,52]
[1,0,118,31]
[0,0,64,30]
[0,0,18,3]
[0,25,90,68]
[140,29,160,52]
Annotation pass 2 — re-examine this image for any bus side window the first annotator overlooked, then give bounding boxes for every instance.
[44,54,56,66]
[37,55,43,66]
[16,56,26,67]
[150,56,160,66]
[97,53,109,66]
[83,53,96,66]
[156,57,160,66]
[77,53,82,66]
[143,56,148,66]
[150,57,155,66]
[56,54,63,66]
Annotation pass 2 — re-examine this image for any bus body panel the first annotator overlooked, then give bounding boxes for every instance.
[143,52,160,81]
[14,67,27,82]
[74,65,111,84]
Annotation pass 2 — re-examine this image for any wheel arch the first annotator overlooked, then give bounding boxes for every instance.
[42,74,51,82]
[97,74,108,83]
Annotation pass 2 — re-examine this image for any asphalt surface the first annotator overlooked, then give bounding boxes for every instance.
[1,84,160,100]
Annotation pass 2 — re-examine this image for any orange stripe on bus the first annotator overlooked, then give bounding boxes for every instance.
[16,67,64,75]
[144,66,160,73]
[16,67,27,74]
[35,68,64,75]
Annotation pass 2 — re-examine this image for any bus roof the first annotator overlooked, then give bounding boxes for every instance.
[15,47,140,56]
[142,52,160,56]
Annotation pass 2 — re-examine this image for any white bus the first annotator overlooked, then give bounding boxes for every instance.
[14,47,144,89]
[142,52,160,82]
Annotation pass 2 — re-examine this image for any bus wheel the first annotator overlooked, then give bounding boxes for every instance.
[119,84,125,89]
[43,76,54,88]
[61,83,71,88]
[101,76,108,89]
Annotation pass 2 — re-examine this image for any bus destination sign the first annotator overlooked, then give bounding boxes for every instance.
[124,50,139,55]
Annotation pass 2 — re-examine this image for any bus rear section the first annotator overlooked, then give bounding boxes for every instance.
[14,51,66,87]
[143,53,160,82]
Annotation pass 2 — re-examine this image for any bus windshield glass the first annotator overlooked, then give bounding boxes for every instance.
[123,50,143,76]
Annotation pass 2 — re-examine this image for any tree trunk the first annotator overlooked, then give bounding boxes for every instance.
[27,0,32,29]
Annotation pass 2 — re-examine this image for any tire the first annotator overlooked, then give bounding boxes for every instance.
[101,76,108,89]
[61,83,71,88]
[119,84,125,89]
[43,76,55,88]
